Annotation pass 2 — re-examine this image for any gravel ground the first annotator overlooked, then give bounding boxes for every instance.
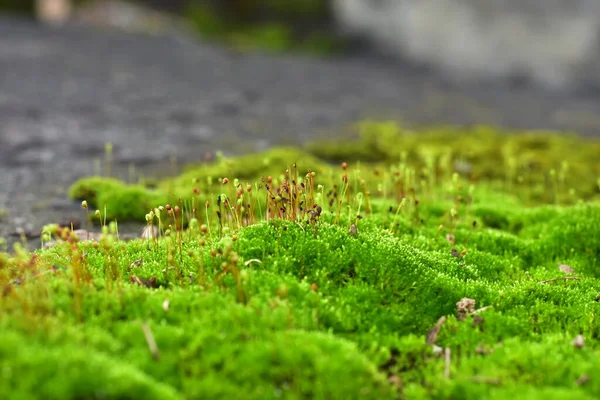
[1,16,600,251]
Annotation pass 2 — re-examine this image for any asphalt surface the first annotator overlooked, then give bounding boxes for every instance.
[1,16,600,251]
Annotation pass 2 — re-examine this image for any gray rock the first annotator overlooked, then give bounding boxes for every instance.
[332,0,600,91]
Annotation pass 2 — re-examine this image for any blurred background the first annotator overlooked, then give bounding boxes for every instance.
[2,0,600,250]
[3,0,600,93]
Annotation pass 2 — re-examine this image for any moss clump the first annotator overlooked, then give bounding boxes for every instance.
[4,122,600,398]
[68,147,332,222]
[69,176,166,222]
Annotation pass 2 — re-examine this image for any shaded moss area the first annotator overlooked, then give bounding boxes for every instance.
[0,0,34,15]
[183,0,346,55]
[3,122,600,398]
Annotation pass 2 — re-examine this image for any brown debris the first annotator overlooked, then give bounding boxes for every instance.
[426,316,447,345]
[349,224,358,237]
[576,374,590,386]
[451,248,462,258]
[129,275,158,289]
[539,276,580,284]
[128,258,143,273]
[456,297,476,321]
[558,263,575,274]
[472,315,485,330]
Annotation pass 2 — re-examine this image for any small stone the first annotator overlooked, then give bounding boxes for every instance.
[558,263,575,274]
[349,224,358,237]
[456,297,477,321]
[572,334,585,349]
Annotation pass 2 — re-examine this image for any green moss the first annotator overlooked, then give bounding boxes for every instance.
[69,176,166,222]
[6,123,600,398]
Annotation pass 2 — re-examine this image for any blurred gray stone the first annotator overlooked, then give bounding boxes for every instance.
[332,0,600,91]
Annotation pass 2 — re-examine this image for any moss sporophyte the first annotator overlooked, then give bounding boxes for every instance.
[2,122,600,399]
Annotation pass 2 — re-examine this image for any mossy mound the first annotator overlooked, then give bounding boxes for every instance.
[306,121,600,203]
[2,201,600,398]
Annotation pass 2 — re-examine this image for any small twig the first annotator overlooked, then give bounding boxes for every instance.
[141,321,160,361]
[472,305,493,314]
[426,316,447,345]
[444,347,451,379]
[244,259,263,267]
[539,276,580,284]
